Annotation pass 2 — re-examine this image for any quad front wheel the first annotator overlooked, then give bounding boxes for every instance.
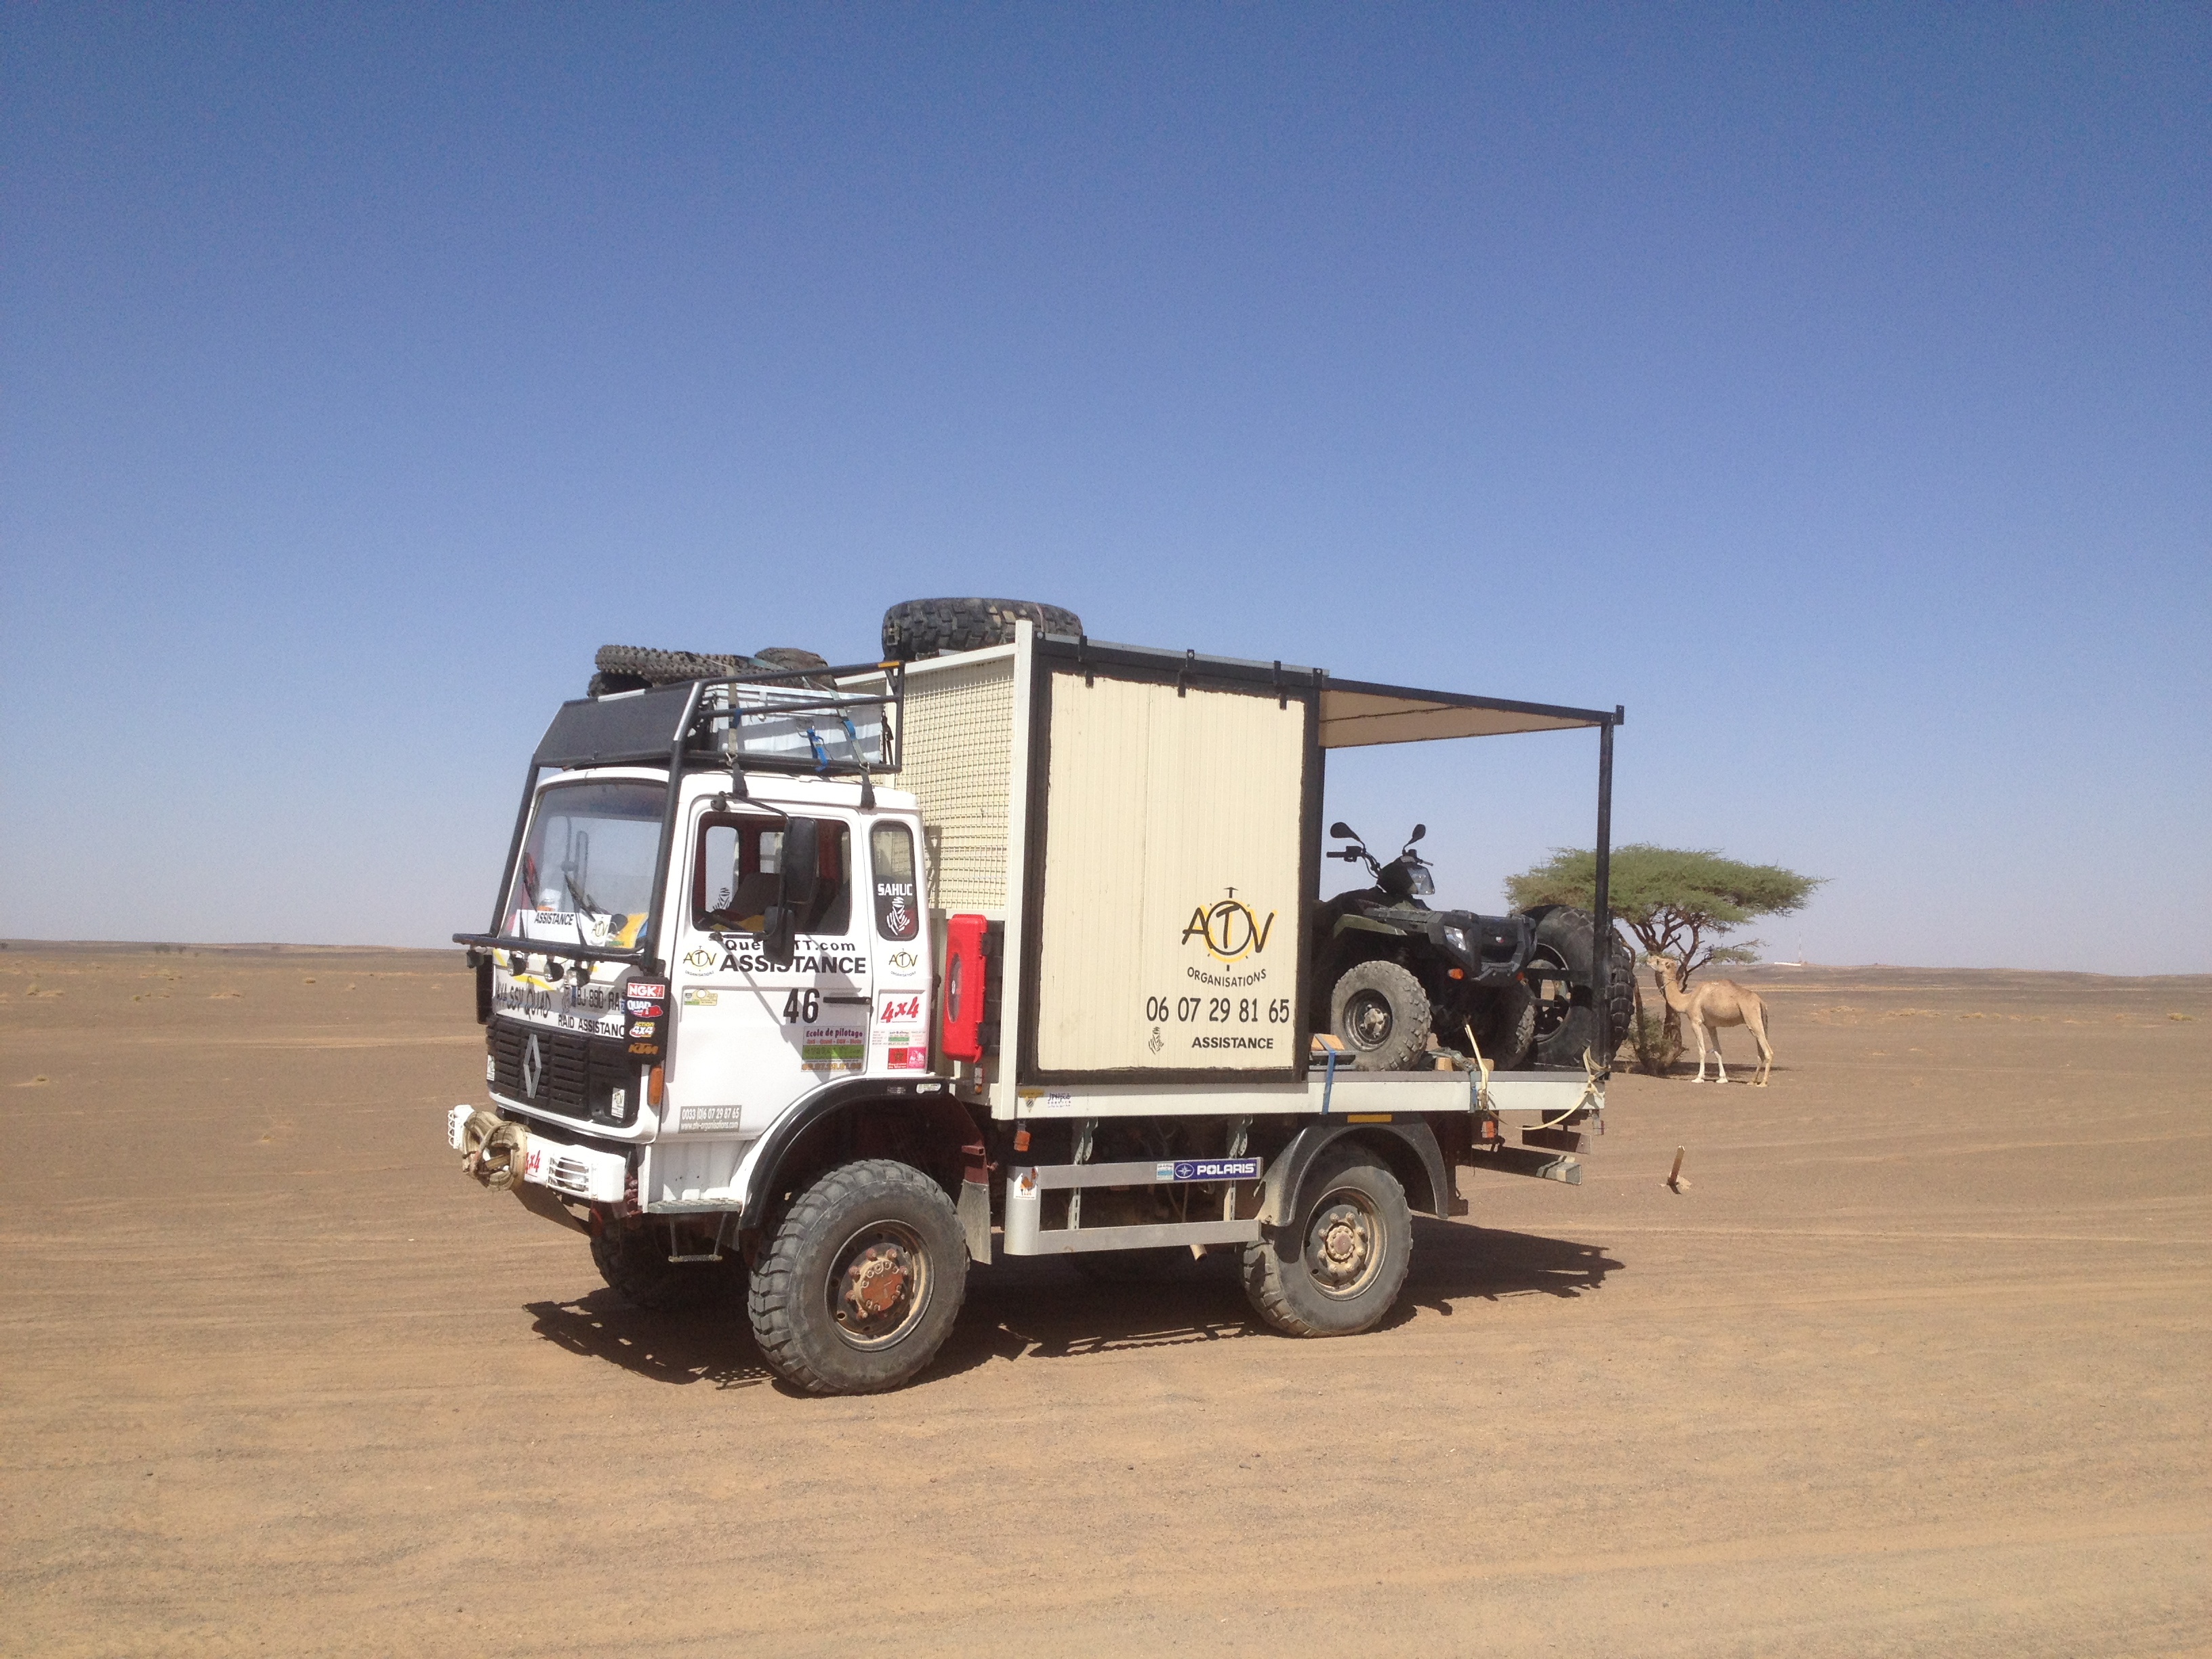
[747,1159,968,1395]
[1242,1143,1412,1336]
[1328,960,1433,1071]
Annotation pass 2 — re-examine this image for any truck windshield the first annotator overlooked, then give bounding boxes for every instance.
[504,779,665,950]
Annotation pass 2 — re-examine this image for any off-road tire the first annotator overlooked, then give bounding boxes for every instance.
[591,1219,733,1311]
[881,598,1084,661]
[747,1159,968,1395]
[1242,1143,1412,1336]
[593,644,769,686]
[1328,960,1433,1071]
[1479,980,1538,1069]
[1526,906,1636,1071]
[754,647,830,674]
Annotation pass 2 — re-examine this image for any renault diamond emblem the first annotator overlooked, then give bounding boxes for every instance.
[522,1031,543,1097]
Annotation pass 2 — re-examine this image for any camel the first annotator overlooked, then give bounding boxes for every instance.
[1650,956,1774,1085]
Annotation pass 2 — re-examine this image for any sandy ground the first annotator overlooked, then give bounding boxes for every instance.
[1,943,2207,1658]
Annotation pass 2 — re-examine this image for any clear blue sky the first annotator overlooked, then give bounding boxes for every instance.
[4,5,2207,972]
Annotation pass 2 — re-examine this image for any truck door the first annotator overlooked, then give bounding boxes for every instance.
[667,806,870,1136]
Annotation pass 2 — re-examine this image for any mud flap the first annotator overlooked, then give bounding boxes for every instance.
[958,1179,992,1265]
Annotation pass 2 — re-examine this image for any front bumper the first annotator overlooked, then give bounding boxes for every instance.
[447,1104,629,1204]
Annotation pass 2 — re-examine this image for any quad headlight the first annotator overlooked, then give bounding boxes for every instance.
[1442,924,1471,959]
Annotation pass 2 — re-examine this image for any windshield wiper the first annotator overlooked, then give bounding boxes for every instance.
[562,865,610,920]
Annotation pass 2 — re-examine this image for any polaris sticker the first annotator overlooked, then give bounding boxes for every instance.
[1155,1158,1263,1183]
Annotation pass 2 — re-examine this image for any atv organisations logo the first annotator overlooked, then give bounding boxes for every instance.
[1183,889,1276,963]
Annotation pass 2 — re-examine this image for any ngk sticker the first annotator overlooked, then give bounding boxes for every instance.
[878,994,923,1023]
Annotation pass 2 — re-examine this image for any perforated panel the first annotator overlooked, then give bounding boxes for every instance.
[897,655,1017,913]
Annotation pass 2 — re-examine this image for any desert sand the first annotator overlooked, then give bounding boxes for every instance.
[1,943,2206,1656]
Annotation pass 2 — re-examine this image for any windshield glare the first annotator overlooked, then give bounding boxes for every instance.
[505,780,665,950]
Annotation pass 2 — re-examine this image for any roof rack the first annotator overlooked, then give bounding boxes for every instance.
[530,659,905,776]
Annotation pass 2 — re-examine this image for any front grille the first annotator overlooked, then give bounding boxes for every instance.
[488,1017,634,1124]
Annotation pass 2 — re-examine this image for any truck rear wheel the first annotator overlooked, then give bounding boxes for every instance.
[1242,1144,1412,1336]
[591,1219,733,1310]
[881,598,1084,661]
[747,1159,968,1395]
[1328,960,1433,1071]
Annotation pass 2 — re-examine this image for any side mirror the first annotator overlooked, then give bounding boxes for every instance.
[762,904,798,967]
[1329,821,1356,841]
[780,818,822,916]
[1409,823,1427,844]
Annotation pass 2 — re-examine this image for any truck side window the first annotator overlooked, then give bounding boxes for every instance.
[870,823,919,941]
[693,817,852,935]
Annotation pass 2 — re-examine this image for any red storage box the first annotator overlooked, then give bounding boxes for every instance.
[941,913,990,1061]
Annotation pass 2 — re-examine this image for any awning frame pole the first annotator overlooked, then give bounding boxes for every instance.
[1591,706,1622,1071]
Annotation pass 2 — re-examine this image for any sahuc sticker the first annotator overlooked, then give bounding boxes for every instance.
[874,878,918,941]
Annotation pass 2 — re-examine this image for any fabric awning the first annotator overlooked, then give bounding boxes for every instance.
[1318,679,1618,749]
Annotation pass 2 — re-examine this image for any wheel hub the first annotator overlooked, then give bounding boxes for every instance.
[1308,1200,1376,1294]
[828,1222,930,1349]
[1347,991,1393,1047]
[844,1247,910,1318]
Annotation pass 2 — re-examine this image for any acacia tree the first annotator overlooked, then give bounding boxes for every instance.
[1504,846,1824,1072]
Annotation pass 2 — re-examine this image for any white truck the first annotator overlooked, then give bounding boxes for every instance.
[451,612,1625,1394]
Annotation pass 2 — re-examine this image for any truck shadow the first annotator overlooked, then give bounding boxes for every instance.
[523,1222,1622,1393]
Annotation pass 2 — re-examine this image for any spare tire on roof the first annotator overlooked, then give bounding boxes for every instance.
[590,644,769,695]
[754,647,830,673]
[882,598,1084,661]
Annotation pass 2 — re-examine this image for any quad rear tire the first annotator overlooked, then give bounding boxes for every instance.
[1526,906,1636,1070]
[747,1159,968,1395]
[1242,1143,1412,1336]
[591,1219,733,1310]
[1477,980,1538,1069]
[1328,960,1433,1071]
[882,598,1084,661]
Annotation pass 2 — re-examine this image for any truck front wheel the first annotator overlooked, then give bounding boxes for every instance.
[1242,1145,1412,1336]
[747,1160,968,1395]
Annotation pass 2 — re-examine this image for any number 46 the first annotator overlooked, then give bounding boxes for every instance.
[782,989,821,1023]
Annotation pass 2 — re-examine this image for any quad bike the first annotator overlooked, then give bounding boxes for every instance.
[1313,822,1634,1073]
